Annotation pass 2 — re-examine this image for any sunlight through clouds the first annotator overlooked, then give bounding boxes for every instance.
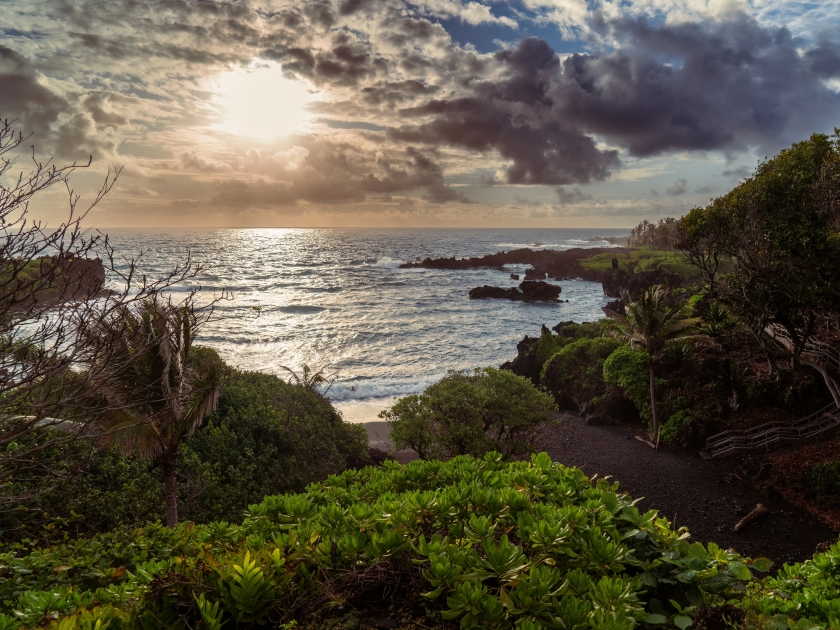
[211,61,320,140]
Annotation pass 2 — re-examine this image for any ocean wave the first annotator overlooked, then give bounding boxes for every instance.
[373,257,406,269]
[276,304,327,314]
[327,375,444,402]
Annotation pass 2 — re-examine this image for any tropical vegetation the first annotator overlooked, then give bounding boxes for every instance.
[605,287,702,447]
[0,452,781,630]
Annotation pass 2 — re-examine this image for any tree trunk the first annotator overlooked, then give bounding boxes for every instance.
[162,452,178,528]
[800,356,840,408]
[765,325,840,407]
[649,362,659,448]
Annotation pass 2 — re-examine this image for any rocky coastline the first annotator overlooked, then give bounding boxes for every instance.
[402,246,687,300]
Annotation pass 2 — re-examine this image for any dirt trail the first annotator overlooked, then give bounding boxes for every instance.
[539,413,838,565]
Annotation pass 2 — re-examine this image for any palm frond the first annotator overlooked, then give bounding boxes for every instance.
[179,362,222,440]
[602,308,627,321]
[97,409,165,459]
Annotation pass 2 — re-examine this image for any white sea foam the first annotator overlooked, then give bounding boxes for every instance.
[373,256,404,269]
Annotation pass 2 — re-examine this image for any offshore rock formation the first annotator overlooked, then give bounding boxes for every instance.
[469,280,562,302]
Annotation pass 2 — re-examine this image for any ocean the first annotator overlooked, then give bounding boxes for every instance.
[106,228,625,422]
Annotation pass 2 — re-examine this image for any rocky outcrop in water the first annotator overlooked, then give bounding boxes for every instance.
[469,286,523,300]
[520,280,561,300]
[469,280,561,302]
[524,267,547,280]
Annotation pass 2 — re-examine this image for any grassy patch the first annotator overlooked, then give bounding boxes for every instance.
[579,248,700,280]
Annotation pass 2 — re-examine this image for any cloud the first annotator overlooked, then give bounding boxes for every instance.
[0,45,68,141]
[721,166,752,179]
[555,186,593,204]
[418,0,518,27]
[665,178,688,196]
[120,184,161,197]
[693,184,715,194]
[180,152,234,173]
[2,0,839,222]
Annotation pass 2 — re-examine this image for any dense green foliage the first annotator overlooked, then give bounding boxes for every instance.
[541,338,620,407]
[1,365,368,540]
[807,461,840,504]
[534,322,619,365]
[383,368,555,460]
[0,453,773,630]
[603,347,652,423]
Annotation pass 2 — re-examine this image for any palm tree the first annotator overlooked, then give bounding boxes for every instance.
[606,285,701,447]
[278,363,337,397]
[91,298,222,526]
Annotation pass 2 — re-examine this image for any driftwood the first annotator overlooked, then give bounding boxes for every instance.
[634,435,656,448]
[733,504,770,532]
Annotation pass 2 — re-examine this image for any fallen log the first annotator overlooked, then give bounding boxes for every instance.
[733,503,770,533]
[634,435,656,448]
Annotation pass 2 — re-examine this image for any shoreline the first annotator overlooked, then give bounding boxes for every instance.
[333,398,393,424]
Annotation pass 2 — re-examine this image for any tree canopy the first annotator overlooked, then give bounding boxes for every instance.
[680,131,840,355]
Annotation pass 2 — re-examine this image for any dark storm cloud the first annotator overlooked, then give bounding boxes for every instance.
[806,44,840,78]
[389,38,620,186]
[550,16,840,156]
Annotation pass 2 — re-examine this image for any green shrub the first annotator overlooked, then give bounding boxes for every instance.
[603,347,652,423]
[658,408,700,445]
[0,453,766,629]
[183,367,368,523]
[541,337,620,407]
[0,436,168,541]
[807,461,840,503]
[382,368,555,459]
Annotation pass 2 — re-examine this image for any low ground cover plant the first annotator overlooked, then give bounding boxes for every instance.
[0,453,774,629]
[742,540,840,628]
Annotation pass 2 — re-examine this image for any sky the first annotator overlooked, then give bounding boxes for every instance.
[1,0,839,228]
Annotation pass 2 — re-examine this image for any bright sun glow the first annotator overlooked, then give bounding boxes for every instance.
[213,60,319,139]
